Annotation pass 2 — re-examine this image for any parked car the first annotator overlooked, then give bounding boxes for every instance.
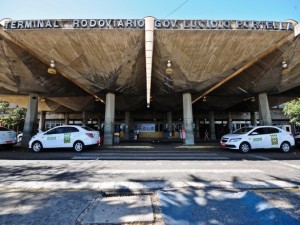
[17,129,43,143]
[295,134,300,147]
[28,125,100,152]
[220,126,295,153]
[0,126,17,147]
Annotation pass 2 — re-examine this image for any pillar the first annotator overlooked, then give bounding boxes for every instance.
[82,111,87,126]
[251,112,257,126]
[167,111,172,132]
[38,111,46,131]
[209,111,216,140]
[97,113,101,130]
[125,111,130,140]
[21,93,38,146]
[258,93,272,125]
[195,117,200,139]
[227,112,232,133]
[183,93,194,145]
[64,112,69,125]
[104,93,115,145]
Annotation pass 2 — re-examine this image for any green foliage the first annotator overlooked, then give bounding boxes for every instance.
[0,101,26,130]
[0,100,9,114]
[283,98,300,126]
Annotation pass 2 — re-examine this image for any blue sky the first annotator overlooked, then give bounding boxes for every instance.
[0,0,299,22]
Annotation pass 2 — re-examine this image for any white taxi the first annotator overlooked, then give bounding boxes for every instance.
[29,125,100,152]
[0,126,17,147]
[220,126,295,153]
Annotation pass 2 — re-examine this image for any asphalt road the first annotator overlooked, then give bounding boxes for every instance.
[0,143,299,224]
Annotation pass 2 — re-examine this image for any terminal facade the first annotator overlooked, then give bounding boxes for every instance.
[0,17,299,145]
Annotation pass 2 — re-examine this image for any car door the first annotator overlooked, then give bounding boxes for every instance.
[248,127,271,149]
[267,127,280,148]
[61,127,79,148]
[43,127,64,148]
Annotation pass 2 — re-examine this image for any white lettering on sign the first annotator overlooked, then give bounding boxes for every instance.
[4,19,295,31]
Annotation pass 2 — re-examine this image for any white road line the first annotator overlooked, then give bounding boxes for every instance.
[63,168,262,174]
[72,156,229,160]
[253,155,300,169]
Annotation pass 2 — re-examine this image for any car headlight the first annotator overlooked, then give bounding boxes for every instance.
[229,138,242,142]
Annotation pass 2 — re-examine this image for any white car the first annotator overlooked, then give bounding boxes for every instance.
[0,126,17,147]
[29,125,100,152]
[17,129,43,143]
[220,126,295,153]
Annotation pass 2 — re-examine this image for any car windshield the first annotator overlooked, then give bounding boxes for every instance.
[232,127,253,134]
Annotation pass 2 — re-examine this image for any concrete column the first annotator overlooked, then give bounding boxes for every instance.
[183,93,194,145]
[64,112,69,125]
[130,115,134,135]
[21,93,38,146]
[227,112,232,133]
[97,113,101,130]
[38,111,46,131]
[209,111,216,140]
[251,112,257,126]
[167,111,172,132]
[125,111,130,140]
[104,93,115,145]
[195,117,200,139]
[82,111,87,126]
[258,93,272,125]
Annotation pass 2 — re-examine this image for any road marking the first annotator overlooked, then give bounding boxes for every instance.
[176,146,218,149]
[104,146,154,149]
[72,156,230,160]
[84,169,263,174]
[1,179,297,192]
[253,155,300,169]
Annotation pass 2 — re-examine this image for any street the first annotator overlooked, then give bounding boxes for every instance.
[0,144,299,224]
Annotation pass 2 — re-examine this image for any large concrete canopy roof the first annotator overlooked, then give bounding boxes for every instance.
[0,18,299,114]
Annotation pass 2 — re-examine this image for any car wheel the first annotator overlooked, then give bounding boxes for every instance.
[239,142,251,153]
[73,141,84,152]
[280,141,291,153]
[32,141,43,152]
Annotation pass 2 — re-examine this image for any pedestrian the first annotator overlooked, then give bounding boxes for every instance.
[136,129,140,139]
[204,130,209,140]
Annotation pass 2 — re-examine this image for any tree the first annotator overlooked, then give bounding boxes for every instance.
[0,100,9,114]
[0,101,26,131]
[283,98,300,126]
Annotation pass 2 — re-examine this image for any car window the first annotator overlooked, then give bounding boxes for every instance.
[46,127,64,135]
[63,127,79,133]
[232,127,253,134]
[267,127,280,134]
[250,128,266,135]
[0,127,10,131]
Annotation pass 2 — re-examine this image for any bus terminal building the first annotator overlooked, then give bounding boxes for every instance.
[0,17,300,145]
